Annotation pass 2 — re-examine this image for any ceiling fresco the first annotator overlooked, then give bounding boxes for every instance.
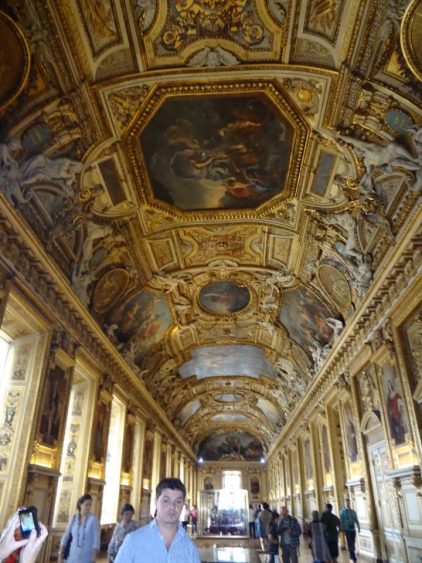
[279,285,335,359]
[126,80,308,219]
[179,345,278,380]
[0,0,421,460]
[198,432,264,462]
[139,95,293,210]
[199,281,250,315]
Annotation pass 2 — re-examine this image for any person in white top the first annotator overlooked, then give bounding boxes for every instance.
[180,503,190,530]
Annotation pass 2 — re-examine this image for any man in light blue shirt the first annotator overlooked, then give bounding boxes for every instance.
[114,477,200,563]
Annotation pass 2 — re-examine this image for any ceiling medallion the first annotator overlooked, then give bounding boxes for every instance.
[198,281,250,315]
[0,11,30,113]
[400,0,422,81]
[93,268,130,313]
[125,80,308,219]
[317,264,352,312]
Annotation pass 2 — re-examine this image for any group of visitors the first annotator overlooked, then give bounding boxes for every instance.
[250,499,360,563]
[1,484,359,563]
[309,501,360,563]
[250,503,302,563]
[0,477,199,563]
[57,478,200,562]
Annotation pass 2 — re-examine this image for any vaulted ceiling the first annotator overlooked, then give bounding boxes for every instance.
[0,0,421,461]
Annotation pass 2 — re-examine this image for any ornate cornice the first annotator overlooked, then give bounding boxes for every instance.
[268,200,422,457]
[0,193,195,461]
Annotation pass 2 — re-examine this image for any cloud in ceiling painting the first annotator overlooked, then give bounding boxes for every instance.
[179,345,278,379]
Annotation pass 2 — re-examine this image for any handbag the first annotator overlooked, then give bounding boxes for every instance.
[63,516,75,560]
[63,532,72,560]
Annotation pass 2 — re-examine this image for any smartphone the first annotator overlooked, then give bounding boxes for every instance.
[18,506,40,538]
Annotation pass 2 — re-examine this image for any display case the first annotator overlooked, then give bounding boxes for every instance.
[199,489,248,536]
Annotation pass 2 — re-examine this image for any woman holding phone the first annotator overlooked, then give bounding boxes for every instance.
[0,510,48,563]
[59,494,100,562]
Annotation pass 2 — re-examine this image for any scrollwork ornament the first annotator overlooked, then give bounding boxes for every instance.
[359,370,380,413]
[100,373,114,394]
[335,371,351,392]
[381,320,395,350]
[107,85,150,132]
[393,477,403,499]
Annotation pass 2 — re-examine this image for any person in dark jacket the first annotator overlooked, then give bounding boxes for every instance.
[277,506,301,563]
[267,511,280,563]
[320,504,341,562]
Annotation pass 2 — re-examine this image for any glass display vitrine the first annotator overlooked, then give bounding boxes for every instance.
[199,489,248,536]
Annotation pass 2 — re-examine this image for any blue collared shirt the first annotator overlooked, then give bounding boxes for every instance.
[114,520,201,563]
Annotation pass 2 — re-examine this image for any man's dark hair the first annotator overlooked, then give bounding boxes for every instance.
[326,503,333,511]
[120,503,135,515]
[156,477,186,499]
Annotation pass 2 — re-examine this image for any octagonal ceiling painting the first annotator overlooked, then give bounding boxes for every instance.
[140,95,293,210]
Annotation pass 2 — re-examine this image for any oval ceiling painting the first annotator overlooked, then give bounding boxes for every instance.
[140,95,293,210]
[199,281,250,315]
[198,432,264,461]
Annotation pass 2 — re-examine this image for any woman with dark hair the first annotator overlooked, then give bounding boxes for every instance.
[257,502,272,552]
[59,494,100,562]
[309,510,331,563]
[107,503,139,562]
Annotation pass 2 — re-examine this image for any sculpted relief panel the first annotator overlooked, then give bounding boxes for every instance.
[304,0,344,44]
[75,0,121,56]
[139,0,283,67]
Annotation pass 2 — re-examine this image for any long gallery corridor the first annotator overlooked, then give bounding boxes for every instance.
[0,0,421,561]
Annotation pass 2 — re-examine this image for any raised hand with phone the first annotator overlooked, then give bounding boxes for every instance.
[18,507,41,539]
[0,508,48,563]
